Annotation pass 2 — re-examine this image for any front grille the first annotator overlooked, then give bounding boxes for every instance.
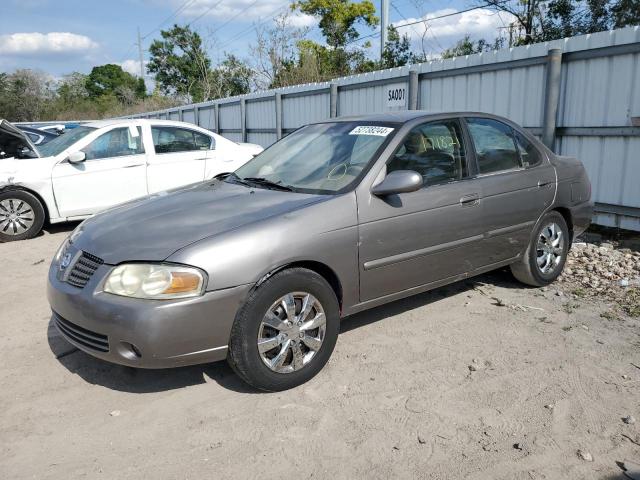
[54,313,109,352]
[66,252,104,288]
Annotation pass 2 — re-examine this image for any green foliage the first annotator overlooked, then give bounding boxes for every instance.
[292,0,379,48]
[85,64,145,102]
[441,35,504,59]
[380,25,414,68]
[209,54,254,99]
[147,24,211,102]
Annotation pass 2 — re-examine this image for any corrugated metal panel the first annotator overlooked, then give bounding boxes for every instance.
[168,110,179,121]
[182,109,195,124]
[219,103,241,130]
[282,93,330,129]
[246,98,276,129]
[198,106,216,130]
[224,132,243,143]
[247,132,277,147]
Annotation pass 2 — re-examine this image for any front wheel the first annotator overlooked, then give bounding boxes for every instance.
[511,211,569,287]
[0,190,45,242]
[228,268,340,391]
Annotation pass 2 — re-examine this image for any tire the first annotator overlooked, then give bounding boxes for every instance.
[228,268,340,392]
[0,190,45,242]
[510,211,569,287]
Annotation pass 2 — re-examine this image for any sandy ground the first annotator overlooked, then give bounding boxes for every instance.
[1,225,639,480]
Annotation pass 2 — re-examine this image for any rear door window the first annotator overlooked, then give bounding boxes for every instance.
[466,118,521,174]
[151,126,211,153]
[513,130,542,167]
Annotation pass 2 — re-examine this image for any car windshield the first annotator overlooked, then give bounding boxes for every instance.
[37,126,96,157]
[233,122,397,194]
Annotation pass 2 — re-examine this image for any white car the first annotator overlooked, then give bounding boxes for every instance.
[0,118,263,241]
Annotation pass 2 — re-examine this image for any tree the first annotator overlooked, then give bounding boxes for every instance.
[0,70,53,122]
[292,0,379,49]
[479,0,640,45]
[147,24,212,102]
[251,12,309,89]
[85,64,144,104]
[209,54,254,99]
[441,35,504,59]
[381,25,414,68]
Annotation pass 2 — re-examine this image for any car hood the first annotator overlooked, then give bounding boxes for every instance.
[0,119,40,158]
[73,181,328,264]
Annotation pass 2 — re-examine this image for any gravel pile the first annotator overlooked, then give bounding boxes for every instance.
[558,241,640,317]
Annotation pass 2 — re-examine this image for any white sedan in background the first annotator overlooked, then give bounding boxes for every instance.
[0,118,263,241]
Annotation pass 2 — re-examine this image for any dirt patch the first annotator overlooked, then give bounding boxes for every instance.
[0,226,639,479]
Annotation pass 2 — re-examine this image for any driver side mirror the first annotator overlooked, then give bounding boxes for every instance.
[372,170,423,196]
[67,151,86,164]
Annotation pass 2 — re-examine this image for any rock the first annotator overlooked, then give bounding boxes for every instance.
[109,410,121,417]
[577,449,593,462]
[544,404,554,410]
[623,415,636,425]
[620,278,630,287]
[468,364,478,372]
[600,242,614,249]
[417,434,427,444]
[622,374,630,380]
[556,291,564,297]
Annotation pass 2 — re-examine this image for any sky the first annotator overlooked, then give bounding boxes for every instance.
[0,0,514,84]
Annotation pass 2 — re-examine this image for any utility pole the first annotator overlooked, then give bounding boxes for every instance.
[136,26,145,79]
[380,0,389,60]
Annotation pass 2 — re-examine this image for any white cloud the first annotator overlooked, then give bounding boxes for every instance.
[393,8,515,51]
[288,13,316,28]
[120,59,146,76]
[0,32,99,56]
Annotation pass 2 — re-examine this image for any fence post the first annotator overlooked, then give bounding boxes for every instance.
[330,83,338,118]
[408,70,419,110]
[193,105,200,127]
[214,103,220,134]
[542,48,562,150]
[178,108,184,122]
[240,98,247,142]
[275,92,283,140]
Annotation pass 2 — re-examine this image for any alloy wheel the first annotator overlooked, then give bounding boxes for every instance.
[0,198,35,236]
[257,292,326,373]
[536,222,564,275]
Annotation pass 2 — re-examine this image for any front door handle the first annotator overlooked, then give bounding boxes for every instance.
[460,193,480,207]
[123,163,144,169]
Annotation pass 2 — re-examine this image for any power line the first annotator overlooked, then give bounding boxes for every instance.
[215,4,291,51]
[346,1,511,46]
[142,0,198,39]
[207,0,260,35]
[187,0,225,26]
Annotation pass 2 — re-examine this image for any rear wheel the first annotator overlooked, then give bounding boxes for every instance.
[228,268,340,391]
[510,211,569,287]
[0,190,45,242]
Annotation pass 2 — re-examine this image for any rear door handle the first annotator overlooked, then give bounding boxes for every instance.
[537,180,553,188]
[123,163,144,169]
[460,193,480,207]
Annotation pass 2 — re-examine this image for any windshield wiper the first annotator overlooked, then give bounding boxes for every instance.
[242,177,293,191]
[220,172,253,188]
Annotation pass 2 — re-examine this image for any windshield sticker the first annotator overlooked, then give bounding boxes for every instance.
[349,126,394,137]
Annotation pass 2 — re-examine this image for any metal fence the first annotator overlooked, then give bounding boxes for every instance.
[126,26,640,231]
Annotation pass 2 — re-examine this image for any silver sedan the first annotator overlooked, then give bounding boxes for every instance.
[48,111,593,391]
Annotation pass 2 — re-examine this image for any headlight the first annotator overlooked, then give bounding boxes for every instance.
[104,264,206,300]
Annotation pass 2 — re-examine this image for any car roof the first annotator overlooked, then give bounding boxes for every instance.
[83,118,213,130]
[325,110,509,124]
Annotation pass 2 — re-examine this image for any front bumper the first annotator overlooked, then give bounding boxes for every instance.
[47,261,251,368]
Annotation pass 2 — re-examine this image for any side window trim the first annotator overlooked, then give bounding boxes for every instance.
[386,117,472,189]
